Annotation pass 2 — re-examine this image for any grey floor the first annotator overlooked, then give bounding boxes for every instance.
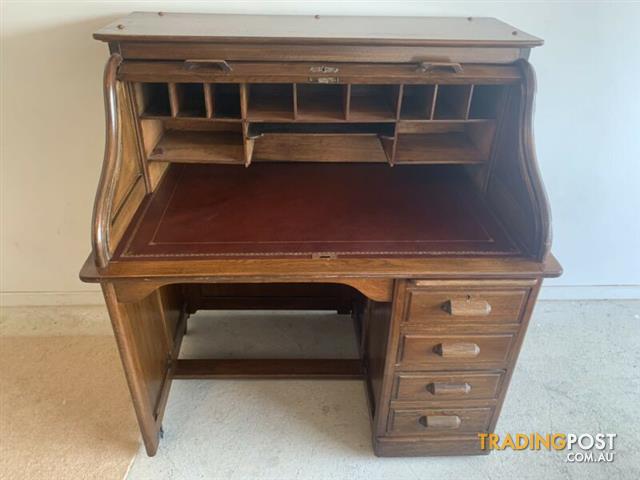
[126,301,640,480]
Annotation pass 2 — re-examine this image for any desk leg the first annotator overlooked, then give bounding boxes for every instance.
[102,283,186,456]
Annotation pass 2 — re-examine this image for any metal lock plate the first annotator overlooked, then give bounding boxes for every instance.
[308,76,340,84]
[309,65,339,73]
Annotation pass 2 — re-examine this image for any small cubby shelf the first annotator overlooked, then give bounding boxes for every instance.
[148,129,244,164]
[247,84,294,121]
[348,85,399,121]
[296,84,347,121]
[394,121,496,165]
[133,81,506,166]
[400,85,437,120]
[174,83,206,118]
[209,84,242,119]
[249,123,394,163]
[135,83,172,117]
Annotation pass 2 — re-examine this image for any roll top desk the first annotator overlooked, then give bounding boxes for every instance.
[80,13,561,457]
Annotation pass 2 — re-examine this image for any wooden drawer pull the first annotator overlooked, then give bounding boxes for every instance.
[433,342,480,358]
[184,59,232,72]
[418,415,461,430]
[416,61,463,73]
[426,382,471,396]
[442,299,492,316]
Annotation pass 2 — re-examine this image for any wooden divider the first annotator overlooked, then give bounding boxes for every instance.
[133,81,506,166]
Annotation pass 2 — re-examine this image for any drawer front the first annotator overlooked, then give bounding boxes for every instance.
[394,371,504,402]
[389,407,493,436]
[118,60,521,84]
[398,333,516,369]
[406,289,529,325]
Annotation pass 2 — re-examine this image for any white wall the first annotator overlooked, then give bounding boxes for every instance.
[1,1,639,305]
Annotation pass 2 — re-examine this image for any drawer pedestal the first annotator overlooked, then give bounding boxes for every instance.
[367,279,541,456]
[83,13,560,457]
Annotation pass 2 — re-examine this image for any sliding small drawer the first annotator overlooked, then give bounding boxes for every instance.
[405,288,529,326]
[388,407,493,436]
[118,61,521,85]
[393,371,504,402]
[398,333,516,370]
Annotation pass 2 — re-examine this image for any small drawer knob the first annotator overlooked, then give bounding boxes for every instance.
[426,382,471,396]
[418,415,461,429]
[415,61,463,73]
[184,59,232,72]
[433,342,480,358]
[442,299,492,316]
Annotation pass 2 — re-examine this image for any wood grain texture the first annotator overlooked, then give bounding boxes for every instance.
[91,54,123,268]
[372,277,545,456]
[94,13,543,47]
[148,130,244,163]
[111,277,392,304]
[252,134,388,162]
[101,283,164,456]
[92,55,148,268]
[186,282,361,312]
[118,42,528,64]
[118,61,522,84]
[398,333,515,369]
[443,299,492,316]
[484,60,552,261]
[173,359,363,379]
[101,283,186,456]
[80,252,563,283]
[393,372,504,401]
[374,435,489,456]
[405,287,529,325]
[388,407,493,435]
[111,115,143,214]
[109,177,146,255]
[394,131,486,164]
[363,300,393,419]
[81,15,559,458]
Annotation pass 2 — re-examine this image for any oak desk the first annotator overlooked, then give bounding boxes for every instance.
[80,12,561,457]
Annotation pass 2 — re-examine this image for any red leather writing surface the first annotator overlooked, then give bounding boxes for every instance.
[116,163,519,260]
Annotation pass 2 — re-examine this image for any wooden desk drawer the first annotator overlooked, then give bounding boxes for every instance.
[406,289,529,325]
[398,333,516,369]
[394,371,504,402]
[119,61,521,84]
[389,407,493,436]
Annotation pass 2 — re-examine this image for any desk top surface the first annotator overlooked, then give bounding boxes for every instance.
[115,163,519,261]
[94,12,542,47]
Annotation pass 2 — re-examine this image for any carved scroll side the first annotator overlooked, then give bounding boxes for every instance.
[516,59,552,261]
[92,54,123,268]
[485,60,552,262]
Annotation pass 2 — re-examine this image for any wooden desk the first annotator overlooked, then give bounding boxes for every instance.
[81,12,561,457]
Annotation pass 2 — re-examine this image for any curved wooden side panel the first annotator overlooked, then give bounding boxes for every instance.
[92,54,122,267]
[92,54,146,268]
[485,59,552,261]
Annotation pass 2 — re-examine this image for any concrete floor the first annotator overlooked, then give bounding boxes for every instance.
[1,301,637,479]
[0,305,139,480]
[122,301,640,480]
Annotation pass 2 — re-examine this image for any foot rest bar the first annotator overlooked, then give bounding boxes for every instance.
[173,358,364,379]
